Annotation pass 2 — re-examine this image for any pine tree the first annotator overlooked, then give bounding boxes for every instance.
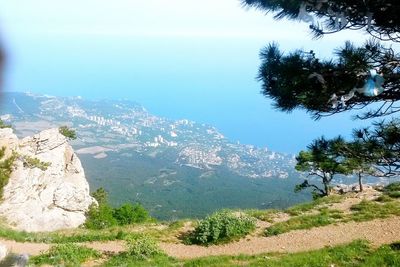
[242,0,400,119]
[242,0,400,182]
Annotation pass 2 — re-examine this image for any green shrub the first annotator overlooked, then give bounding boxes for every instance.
[113,203,150,225]
[85,188,151,229]
[91,187,108,205]
[21,155,51,171]
[126,234,163,260]
[84,203,118,230]
[187,211,256,245]
[0,147,16,198]
[59,126,77,140]
[30,243,100,266]
[0,120,11,129]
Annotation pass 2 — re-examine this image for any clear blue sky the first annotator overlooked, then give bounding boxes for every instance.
[0,0,373,153]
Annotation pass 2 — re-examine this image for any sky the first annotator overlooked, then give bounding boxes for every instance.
[0,0,374,153]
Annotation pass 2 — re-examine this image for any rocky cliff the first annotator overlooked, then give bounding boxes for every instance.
[0,128,95,232]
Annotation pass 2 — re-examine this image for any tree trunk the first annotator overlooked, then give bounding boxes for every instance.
[323,175,330,196]
[358,172,363,192]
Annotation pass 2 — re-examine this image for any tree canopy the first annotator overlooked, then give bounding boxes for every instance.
[242,0,400,194]
[243,0,400,120]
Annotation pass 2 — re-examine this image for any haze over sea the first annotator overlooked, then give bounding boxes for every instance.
[0,0,372,153]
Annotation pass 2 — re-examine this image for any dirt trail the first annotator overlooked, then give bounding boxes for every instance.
[1,191,398,260]
[160,216,400,259]
[1,216,399,260]
[0,240,125,256]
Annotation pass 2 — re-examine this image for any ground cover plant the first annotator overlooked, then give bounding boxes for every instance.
[30,243,100,266]
[186,210,256,245]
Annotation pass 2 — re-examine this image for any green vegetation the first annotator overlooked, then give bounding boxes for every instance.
[186,211,256,245]
[285,195,343,216]
[85,203,118,230]
[350,200,400,222]
[295,138,353,197]
[266,208,344,236]
[383,182,400,199]
[126,234,163,260]
[103,253,176,267]
[0,147,16,198]
[243,209,280,222]
[113,203,150,225]
[102,240,400,267]
[30,243,100,266]
[0,119,11,129]
[243,0,400,194]
[0,222,129,243]
[59,126,77,140]
[21,155,51,171]
[102,234,170,266]
[85,188,152,230]
[266,198,400,236]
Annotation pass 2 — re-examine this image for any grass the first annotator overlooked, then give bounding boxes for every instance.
[285,195,343,216]
[266,198,400,237]
[0,221,173,244]
[243,209,280,222]
[350,200,400,222]
[101,240,400,267]
[103,253,178,267]
[265,208,344,236]
[30,243,100,266]
[383,182,400,199]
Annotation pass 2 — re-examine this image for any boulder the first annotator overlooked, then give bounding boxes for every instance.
[0,128,95,232]
[0,243,8,262]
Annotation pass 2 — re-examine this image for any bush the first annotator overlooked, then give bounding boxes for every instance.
[91,187,108,205]
[30,243,100,266]
[187,211,256,245]
[113,203,150,225]
[126,234,163,260]
[85,203,118,230]
[59,126,77,140]
[85,188,151,229]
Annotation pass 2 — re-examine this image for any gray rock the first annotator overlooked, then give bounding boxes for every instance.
[0,244,7,262]
[0,128,95,232]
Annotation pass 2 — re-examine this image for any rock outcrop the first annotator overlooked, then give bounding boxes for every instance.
[0,128,95,232]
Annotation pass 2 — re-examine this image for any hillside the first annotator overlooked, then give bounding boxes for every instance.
[0,92,312,219]
[0,185,399,266]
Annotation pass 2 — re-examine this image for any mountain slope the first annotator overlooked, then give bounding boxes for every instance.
[0,92,309,219]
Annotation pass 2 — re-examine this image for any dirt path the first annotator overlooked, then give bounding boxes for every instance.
[159,216,400,259]
[2,216,399,260]
[1,191,398,260]
[0,240,126,256]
